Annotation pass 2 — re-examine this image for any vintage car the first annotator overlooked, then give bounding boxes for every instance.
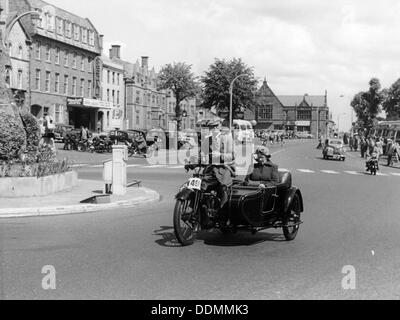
[323,138,346,161]
[54,124,74,142]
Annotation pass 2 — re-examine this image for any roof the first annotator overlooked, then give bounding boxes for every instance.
[27,0,94,30]
[277,95,326,107]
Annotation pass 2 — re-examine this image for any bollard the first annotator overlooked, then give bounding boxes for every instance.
[112,144,128,195]
[103,160,113,194]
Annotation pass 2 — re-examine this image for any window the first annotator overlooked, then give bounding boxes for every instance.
[107,70,110,84]
[136,110,140,125]
[18,45,23,59]
[45,44,51,62]
[117,91,120,105]
[112,90,115,104]
[80,79,85,97]
[55,105,63,123]
[297,110,312,120]
[5,68,11,86]
[112,72,115,85]
[73,24,80,41]
[136,91,140,104]
[64,50,69,66]
[88,80,92,97]
[88,57,93,72]
[82,27,87,43]
[35,69,40,90]
[107,111,110,126]
[117,73,120,85]
[73,52,77,68]
[88,31,95,46]
[55,73,60,93]
[36,41,41,60]
[107,89,110,102]
[259,104,273,120]
[81,55,85,71]
[55,47,60,64]
[45,71,51,92]
[56,17,63,35]
[63,75,69,95]
[17,70,23,89]
[72,77,77,96]
[65,21,72,38]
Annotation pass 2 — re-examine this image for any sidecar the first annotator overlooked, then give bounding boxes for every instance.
[227,170,304,240]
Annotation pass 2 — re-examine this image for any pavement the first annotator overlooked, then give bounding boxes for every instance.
[0,179,160,218]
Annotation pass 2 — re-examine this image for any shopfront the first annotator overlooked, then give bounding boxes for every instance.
[67,97,113,132]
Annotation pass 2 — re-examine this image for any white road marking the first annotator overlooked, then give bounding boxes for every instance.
[375,172,388,176]
[127,164,141,168]
[297,169,315,173]
[344,171,361,175]
[390,172,400,176]
[320,170,340,174]
[142,165,167,169]
[169,165,185,169]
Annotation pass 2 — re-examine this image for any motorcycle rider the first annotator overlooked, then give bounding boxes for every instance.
[366,151,379,171]
[244,146,280,186]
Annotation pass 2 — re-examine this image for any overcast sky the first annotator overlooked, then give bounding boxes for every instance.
[49,0,400,131]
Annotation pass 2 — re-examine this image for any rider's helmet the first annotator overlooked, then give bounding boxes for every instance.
[255,146,271,157]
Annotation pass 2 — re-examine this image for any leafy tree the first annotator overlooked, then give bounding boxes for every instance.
[157,62,199,132]
[351,78,385,133]
[382,78,400,120]
[201,58,258,116]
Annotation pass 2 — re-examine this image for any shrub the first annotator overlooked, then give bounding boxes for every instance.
[0,159,71,178]
[0,111,26,161]
[20,111,41,163]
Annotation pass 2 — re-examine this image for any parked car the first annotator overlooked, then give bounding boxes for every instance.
[54,124,74,142]
[323,138,346,161]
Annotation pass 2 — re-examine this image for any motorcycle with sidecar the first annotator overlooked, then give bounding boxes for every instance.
[173,163,304,246]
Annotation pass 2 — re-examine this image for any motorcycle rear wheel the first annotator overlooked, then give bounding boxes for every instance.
[283,193,301,241]
[173,199,198,246]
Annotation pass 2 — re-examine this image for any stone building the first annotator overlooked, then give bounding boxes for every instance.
[100,54,124,131]
[246,79,330,137]
[9,0,107,131]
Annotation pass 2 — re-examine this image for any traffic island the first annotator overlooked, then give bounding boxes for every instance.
[0,179,160,218]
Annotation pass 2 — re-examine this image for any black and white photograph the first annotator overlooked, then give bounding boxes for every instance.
[0,0,400,307]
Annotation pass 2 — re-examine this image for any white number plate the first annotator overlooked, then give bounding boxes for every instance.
[188,178,202,190]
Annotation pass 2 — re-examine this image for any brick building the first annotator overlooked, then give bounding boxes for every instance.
[9,0,108,131]
[246,79,330,137]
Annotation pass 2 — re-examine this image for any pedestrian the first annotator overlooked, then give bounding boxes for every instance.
[349,135,354,151]
[80,126,88,142]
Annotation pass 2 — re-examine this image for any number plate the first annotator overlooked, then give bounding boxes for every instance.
[188,178,202,190]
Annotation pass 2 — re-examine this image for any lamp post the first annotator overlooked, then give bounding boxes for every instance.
[229,73,249,131]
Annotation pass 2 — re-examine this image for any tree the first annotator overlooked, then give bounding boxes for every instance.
[201,58,258,116]
[157,62,199,132]
[382,78,400,120]
[350,78,385,133]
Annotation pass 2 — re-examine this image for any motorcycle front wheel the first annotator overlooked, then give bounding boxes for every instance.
[283,193,301,241]
[173,199,198,246]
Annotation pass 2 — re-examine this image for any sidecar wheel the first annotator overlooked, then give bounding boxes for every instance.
[283,193,301,241]
[173,199,198,246]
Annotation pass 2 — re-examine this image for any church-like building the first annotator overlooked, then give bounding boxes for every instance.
[245,79,330,137]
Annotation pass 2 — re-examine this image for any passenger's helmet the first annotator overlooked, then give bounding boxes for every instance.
[255,146,271,157]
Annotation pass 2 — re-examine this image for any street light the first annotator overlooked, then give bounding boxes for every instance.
[229,73,249,131]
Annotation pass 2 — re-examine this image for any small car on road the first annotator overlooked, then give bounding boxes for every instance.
[323,138,345,161]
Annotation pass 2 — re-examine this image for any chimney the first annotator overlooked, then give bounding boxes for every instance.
[141,56,149,69]
[109,45,121,59]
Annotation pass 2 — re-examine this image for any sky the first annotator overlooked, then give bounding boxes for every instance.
[48,0,400,131]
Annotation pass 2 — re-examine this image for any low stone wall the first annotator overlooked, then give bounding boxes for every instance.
[0,171,78,198]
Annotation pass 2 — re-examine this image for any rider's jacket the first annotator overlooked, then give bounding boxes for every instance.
[245,161,280,185]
